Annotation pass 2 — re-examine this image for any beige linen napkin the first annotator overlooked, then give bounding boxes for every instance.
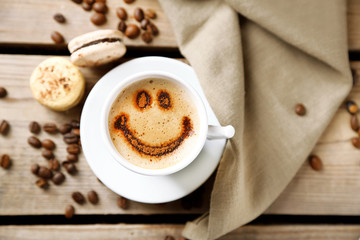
[158,0,352,239]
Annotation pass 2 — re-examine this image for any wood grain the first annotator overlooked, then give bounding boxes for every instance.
[1,224,360,240]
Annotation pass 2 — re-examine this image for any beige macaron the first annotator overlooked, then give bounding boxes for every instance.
[30,57,85,111]
[68,29,127,67]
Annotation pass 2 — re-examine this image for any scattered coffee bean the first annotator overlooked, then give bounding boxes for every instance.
[0,120,9,135]
[145,8,156,19]
[351,115,359,131]
[93,2,107,13]
[0,87,7,98]
[116,7,127,20]
[71,120,80,128]
[117,21,127,33]
[36,179,49,189]
[48,159,60,171]
[31,163,40,175]
[308,155,322,171]
[38,166,53,179]
[125,24,140,39]
[134,8,144,22]
[140,19,150,30]
[71,0,82,4]
[59,123,72,134]
[0,154,11,169]
[52,172,65,185]
[63,161,77,174]
[90,12,107,25]
[123,0,135,3]
[42,139,56,150]
[64,133,78,144]
[29,121,41,134]
[65,205,75,218]
[164,236,175,240]
[82,2,92,11]
[72,191,86,204]
[28,136,42,148]
[294,103,306,116]
[67,154,78,162]
[51,31,65,44]
[43,123,58,134]
[42,149,54,160]
[351,137,360,149]
[87,190,99,204]
[146,22,159,36]
[67,144,81,154]
[141,32,152,43]
[117,196,128,209]
[346,100,358,115]
[53,13,66,23]
[72,128,80,136]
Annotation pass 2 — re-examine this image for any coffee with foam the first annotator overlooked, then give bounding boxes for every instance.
[108,78,200,169]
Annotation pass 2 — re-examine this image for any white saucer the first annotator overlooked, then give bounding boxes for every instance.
[80,57,226,203]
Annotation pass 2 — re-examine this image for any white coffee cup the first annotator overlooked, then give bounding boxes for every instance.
[102,71,234,176]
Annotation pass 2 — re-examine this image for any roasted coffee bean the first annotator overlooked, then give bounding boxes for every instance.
[93,2,107,13]
[0,120,9,135]
[87,190,99,204]
[351,137,360,149]
[38,166,53,179]
[0,154,11,169]
[140,18,150,30]
[117,21,127,33]
[59,123,72,134]
[351,115,359,131]
[52,172,65,185]
[346,100,358,115]
[51,31,65,44]
[43,123,58,134]
[145,8,156,19]
[63,161,77,174]
[72,128,80,136]
[308,155,322,171]
[141,32,152,43]
[67,144,81,154]
[72,191,85,204]
[294,103,306,116]
[53,13,66,23]
[134,8,144,22]
[116,7,127,20]
[123,0,135,3]
[146,22,159,36]
[125,24,140,39]
[36,179,49,189]
[0,87,7,98]
[48,159,60,171]
[82,2,92,11]
[71,0,82,4]
[67,154,78,162]
[64,133,78,144]
[117,196,128,209]
[90,13,106,25]
[42,149,54,159]
[31,163,40,175]
[71,120,80,128]
[29,121,41,134]
[28,136,42,148]
[42,139,56,150]
[65,205,75,218]
[164,236,175,240]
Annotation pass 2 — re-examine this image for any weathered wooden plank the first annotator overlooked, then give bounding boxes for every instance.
[1,224,360,240]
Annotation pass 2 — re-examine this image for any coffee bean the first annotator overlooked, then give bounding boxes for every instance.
[87,190,99,204]
[53,13,66,23]
[72,128,80,136]
[67,144,81,154]
[42,149,54,160]
[346,100,358,115]
[28,136,42,148]
[59,123,72,134]
[36,179,49,189]
[67,154,78,162]
[0,154,11,169]
[64,133,78,144]
[42,139,56,150]
[351,137,360,149]
[90,13,106,25]
[123,0,135,3]
[0,87,7,98]
[52,172,65,185]
[0,120,9,135]
[145,8,156,19]
[71,120,80,128]
[29,121,41,134]
[164,236,175,240]
[63,161,77,174]
[134,8,144,22]
[308,155,322,171]
[51,31,65,44]
[140,19,150,30]
[146,22,159,36]
[72,192,85,204]
[93,2,107,13]
[351,115,359,131]
[82,2,92,11]
[31,163,40,175]
[38,166,53,179]
[125,24,140,39]
[65,205,75,218]
[48,159,60,171]
[116,7,127,20]
[117,196,128,209]
[294,103,306,116]
[85,0,94,4]
[141,32,152,43]
[71,0,82,4]
[43,123,58,134]
[117,21,127,33]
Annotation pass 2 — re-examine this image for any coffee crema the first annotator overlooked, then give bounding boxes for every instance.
[108,78,200,169]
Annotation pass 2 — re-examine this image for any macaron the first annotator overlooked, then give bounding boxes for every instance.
[68,29,127,67]
[30,57,85,111]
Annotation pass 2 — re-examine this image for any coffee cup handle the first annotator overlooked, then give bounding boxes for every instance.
[207,125,235,140]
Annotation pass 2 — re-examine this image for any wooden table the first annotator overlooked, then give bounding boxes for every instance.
[1,0,360,239]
